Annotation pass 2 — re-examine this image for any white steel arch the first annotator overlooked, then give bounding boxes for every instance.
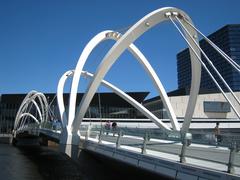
[17,99,43,125]
[14,91,49,132]
[68,29,181,133]
[57,70,74,128]
[83,71,172,130]
[62,28,179,132]
[14,90,38,126]
[57,70,172,131]
[71,7,201,134]
[15,92,48,126]
[19,113,40,125]
[67,31,174,131]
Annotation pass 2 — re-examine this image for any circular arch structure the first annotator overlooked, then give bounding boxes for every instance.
[61,27,181,132]
[70,7,201,134]
[67,29,181,133]
[14,91,49,132]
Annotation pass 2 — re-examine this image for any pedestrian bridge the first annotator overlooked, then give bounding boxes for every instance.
[12,6,240,180]
[13,122,240,179]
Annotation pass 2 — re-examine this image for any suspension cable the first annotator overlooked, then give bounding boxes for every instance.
[184,20,240,72]
[48,94,58,120]
[168,15,240,119]
[49,94,57,107]
[174,15,240,108]
[21,100,35,127]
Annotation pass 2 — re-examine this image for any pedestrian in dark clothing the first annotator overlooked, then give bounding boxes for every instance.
[112,122,117,136]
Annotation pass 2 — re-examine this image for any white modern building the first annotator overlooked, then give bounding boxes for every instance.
[144,90,240,129]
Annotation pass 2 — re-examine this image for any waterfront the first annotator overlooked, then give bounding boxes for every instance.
[0,143,167,180]
[0,144,84,180]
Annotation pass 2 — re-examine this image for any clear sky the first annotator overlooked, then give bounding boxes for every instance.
[0,0,239,98]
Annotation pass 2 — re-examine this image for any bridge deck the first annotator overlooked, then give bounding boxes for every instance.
[15,126,240,179]
[86,133,239,170]
[83,135,239,180]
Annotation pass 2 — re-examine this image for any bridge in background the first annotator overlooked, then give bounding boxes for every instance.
[11,7,240,180]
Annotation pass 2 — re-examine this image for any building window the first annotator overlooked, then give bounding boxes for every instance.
[203,101,231,113]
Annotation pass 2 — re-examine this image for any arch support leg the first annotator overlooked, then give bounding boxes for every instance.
[59,127,80,159]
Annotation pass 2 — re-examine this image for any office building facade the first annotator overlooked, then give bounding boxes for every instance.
[177,24,240,92]
[0,92,148,133]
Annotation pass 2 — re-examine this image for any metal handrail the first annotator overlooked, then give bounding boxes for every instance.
[81,125,240,174]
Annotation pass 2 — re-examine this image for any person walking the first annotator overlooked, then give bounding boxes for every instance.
[104,121,111,135]
[112,122,117,137]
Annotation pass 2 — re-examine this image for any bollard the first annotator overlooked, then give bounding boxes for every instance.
[179,133,192,163]
[180,138,187,163]
[98,128,103,144]
[116,130,122,148]
[227,142,238,174]
[85,124,92,140]
[141,132,149,154]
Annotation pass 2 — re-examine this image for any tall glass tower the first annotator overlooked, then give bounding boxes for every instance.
[177,24,240,92]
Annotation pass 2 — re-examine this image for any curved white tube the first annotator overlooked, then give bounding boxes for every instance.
[83,71,171,130]
[57,70,74,128]
[68,30,112,131]
[68,29,180,132]
[19,113,40,125]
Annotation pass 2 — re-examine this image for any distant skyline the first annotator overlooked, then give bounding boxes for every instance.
[0,0,240,98]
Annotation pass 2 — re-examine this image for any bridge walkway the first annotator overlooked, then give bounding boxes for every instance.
[14,124,240,179]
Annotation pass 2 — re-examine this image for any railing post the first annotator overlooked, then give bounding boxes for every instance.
[141,132,149,154]
[180,132,192,163]
[180,139,187,163]
[116,130,122,148]
[227,142,238,174]
[85,124,92,140]
[98,128,103,144]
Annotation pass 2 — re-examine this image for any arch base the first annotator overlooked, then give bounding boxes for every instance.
[59,127,80,159]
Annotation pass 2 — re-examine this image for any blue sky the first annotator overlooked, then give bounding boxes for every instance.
[0,0,239,98]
